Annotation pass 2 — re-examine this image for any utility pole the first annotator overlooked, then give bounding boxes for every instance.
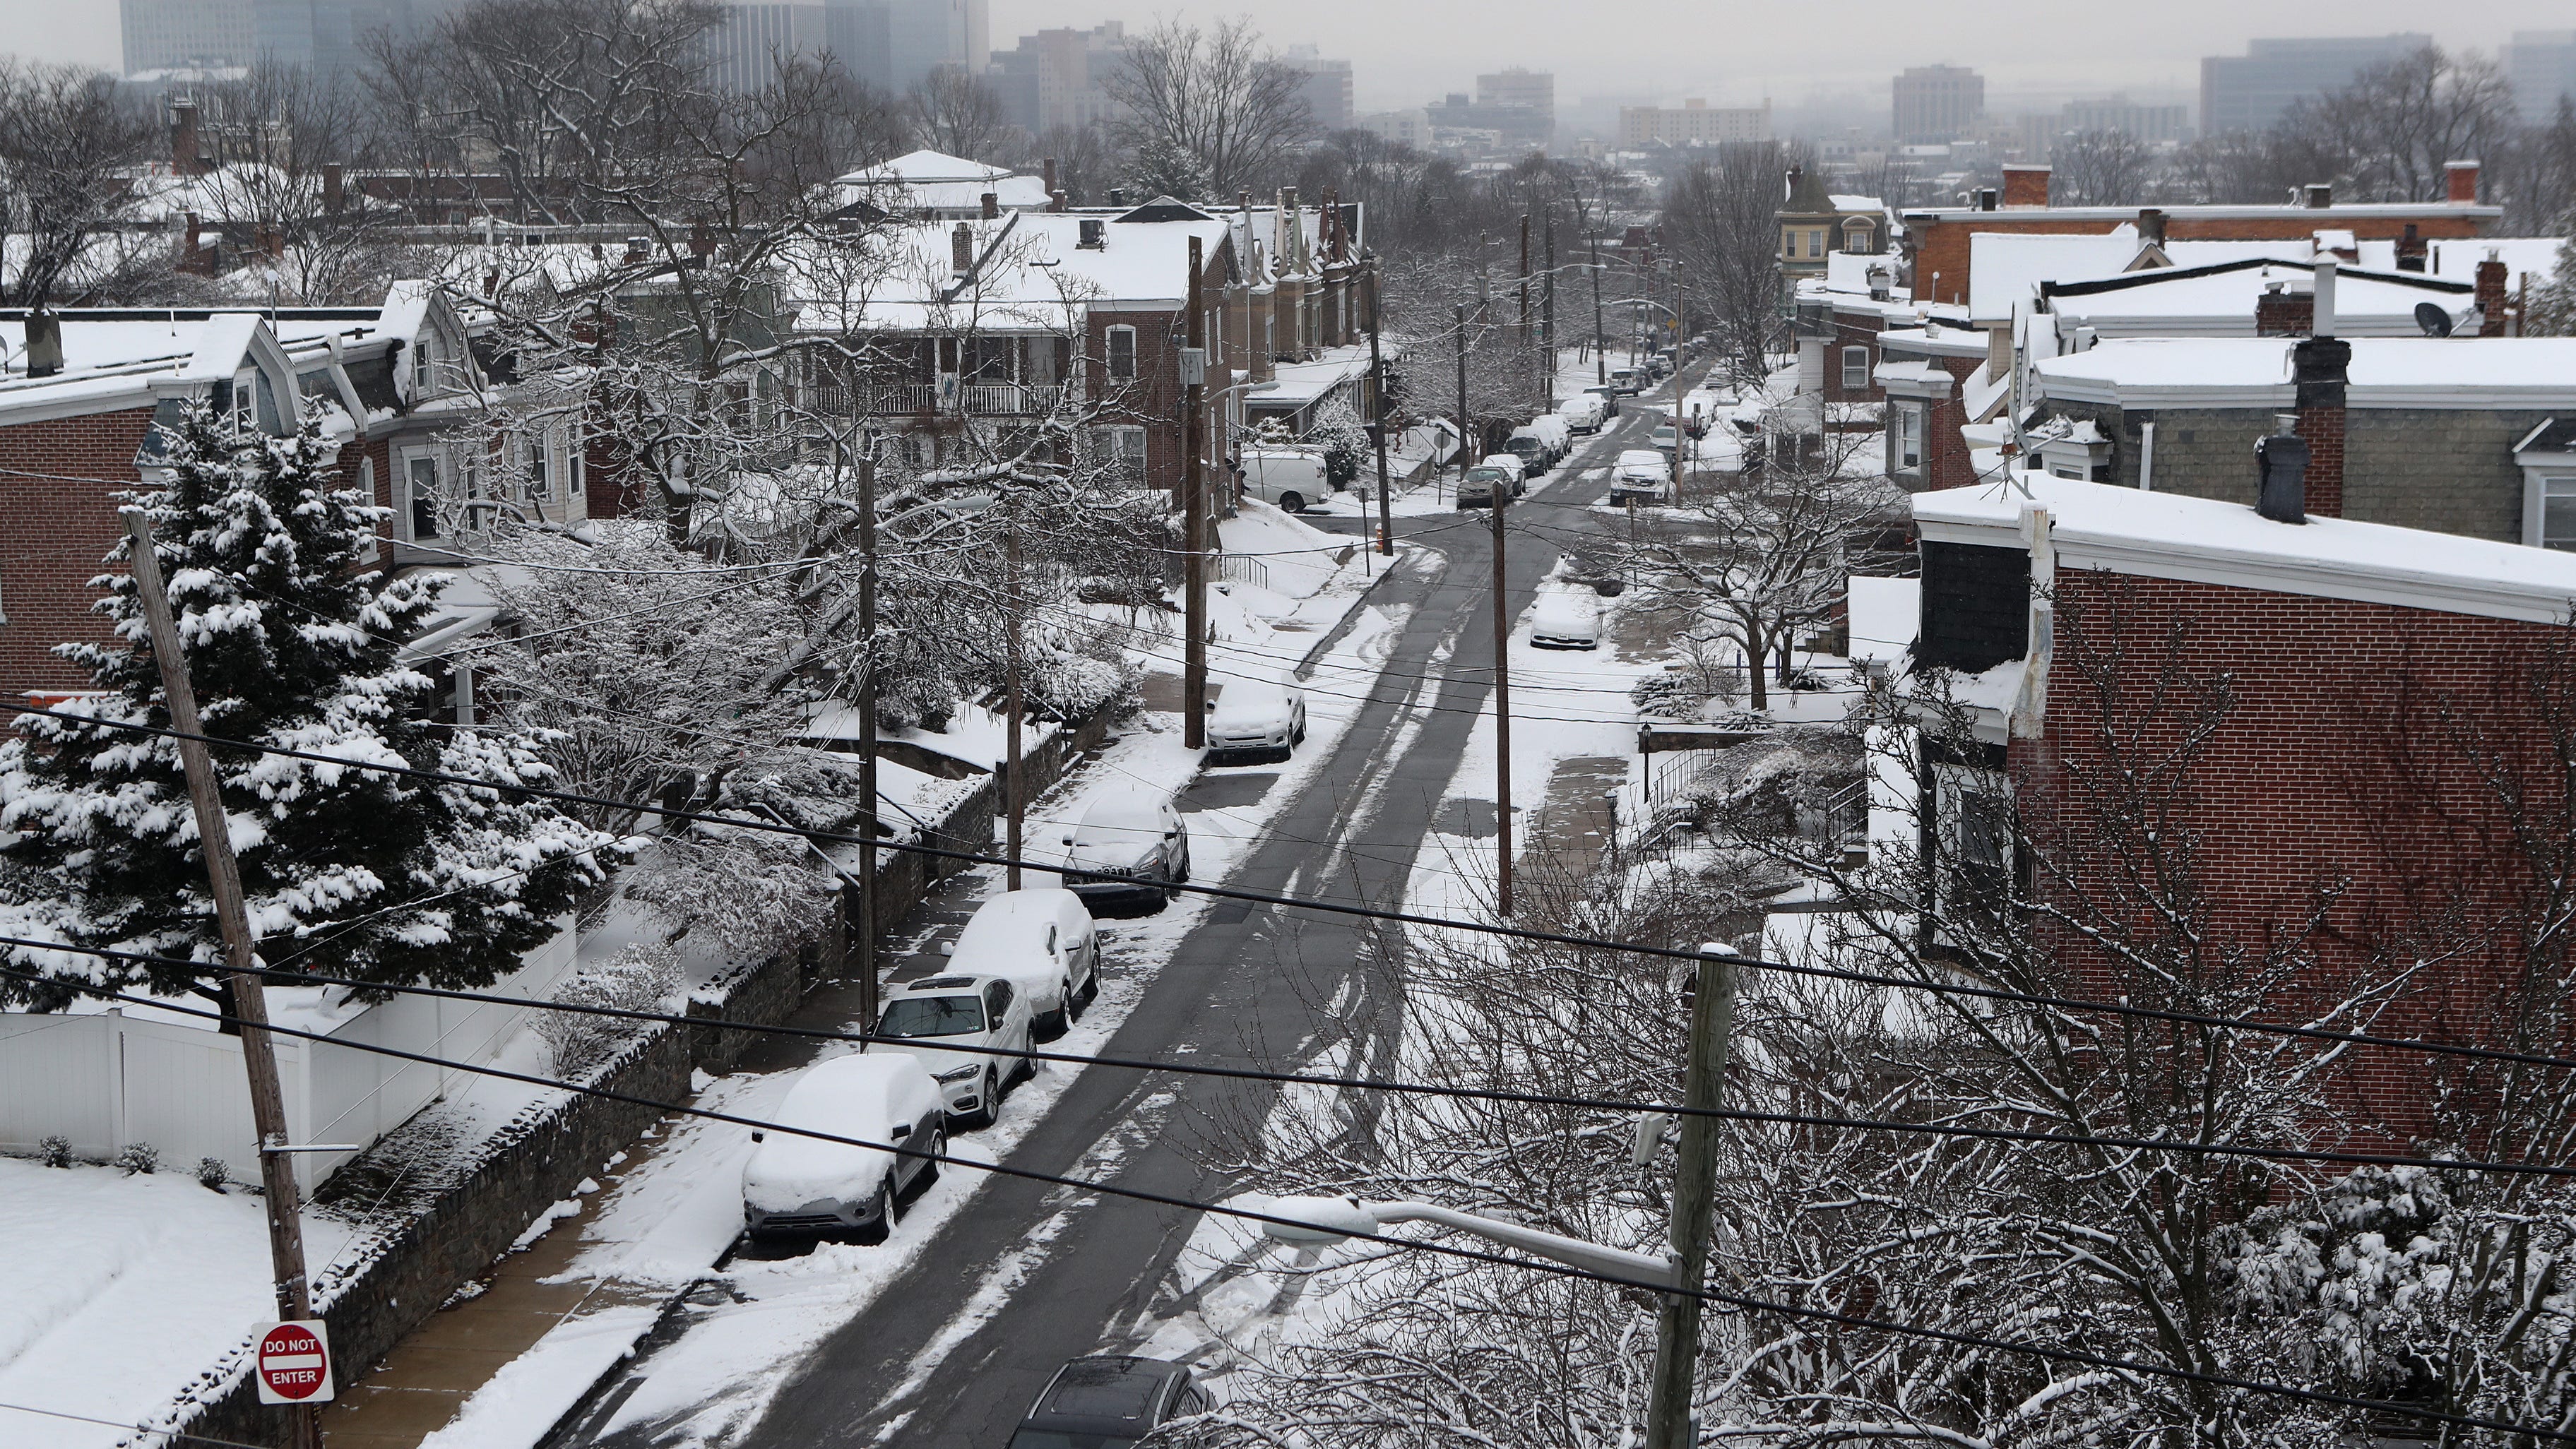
[853,451,879,1030]
[1591,225,1608,386]
[1488,488,1514,917]
[121,508,321,1449]
[1183,234,1209,749]
[1517,213,1532,411]
[1542,205,1557,411]
[1367,259,1394,558]
[1644,950,1739,1449]
[1004,502,1024,890]
[1669,262,1686,496]
[1454,302,1471,485]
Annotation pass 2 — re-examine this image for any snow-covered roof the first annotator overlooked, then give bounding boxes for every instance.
[2422,237,2563,290]
[1966,230,2351,327]
[2033,336,2576,410]
[2043,261,2476,338]
[1252,343,1378,408]
[835,150,1053,216]
[1913,474,2576,625]
[1828,193,1888,215]
[842,149,1019,186]
[787,211,1230,334]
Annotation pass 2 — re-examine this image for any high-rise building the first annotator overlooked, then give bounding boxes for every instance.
[250,0,417,83]
[885,0,986,93]
[985,22,1127,136]
[121,0,255,74]
[2508,30,2576,121]
[1476,68,1554,134]
[2200,34,2430,136]
[705,4,826,93]
[1283,45,1355,133]
[1892,64,1983,143]
[2019,93,2192,159]
[1618,98,1771,148]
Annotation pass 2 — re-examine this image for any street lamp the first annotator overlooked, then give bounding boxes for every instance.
[1255,1194,1678,1291]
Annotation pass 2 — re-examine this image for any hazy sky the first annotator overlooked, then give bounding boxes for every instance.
[6,0,2570,117]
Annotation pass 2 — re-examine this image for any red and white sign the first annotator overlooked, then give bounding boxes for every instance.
[254,1320,335,1405]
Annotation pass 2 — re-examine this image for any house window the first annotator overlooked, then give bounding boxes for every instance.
[1107,326,1137,381]
[1933,761,2018,916]
[567,422,586,501]
[411,336,434,397]
[1840,347,1871,391]
[2538,474,2576,550]
[1096,424,1147,482]
[406,453,441,540]
[526,432,551,500]
[1808,229,1824,258]
[1893,404,1923,471]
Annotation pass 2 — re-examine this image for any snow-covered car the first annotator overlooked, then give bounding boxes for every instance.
[1206,673,1307,763]
[1481,452,1528,494]
[1060,792,1193,911]
[1502,426,1555,477]
[1240,448,1334,513]
[1555,393,1609,434]
[1609,367,1647,395]
[1529,415,1572,461]
[741,1054,944,1240]
[870,974,1034,1128]
[1649,422,1690,453]
[1529,589,1603,650]
[1609,449,1674,505]
[945,888,1098,1039]
[1456,463,1517,509]
[1581,384,1623,418]
[1008,1356,1213,1449]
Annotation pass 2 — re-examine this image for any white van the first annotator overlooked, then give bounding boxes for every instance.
[1239,449,1333,513]
[1555,394,1608,434]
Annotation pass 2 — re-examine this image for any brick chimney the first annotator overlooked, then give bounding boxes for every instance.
[2000,165,2050,208]
[2394,222,2427,273]
[951,221,974,275]
[2445,160,2480,204]
[323,162,343,215]
[1042,157,1060,210]
[689,220,714,267]
[2254,281,2313,337]
[1925,357,1980,491]
[2291,335,2349,518]
[979,190,998,219]
[2135,208,2168,249]
[169,98,200,175]
[2476,249,2509,336]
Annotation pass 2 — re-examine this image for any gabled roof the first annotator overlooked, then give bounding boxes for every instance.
[841,149,1019,186]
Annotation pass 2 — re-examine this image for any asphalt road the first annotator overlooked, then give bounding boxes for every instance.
[561,379,1682,1449]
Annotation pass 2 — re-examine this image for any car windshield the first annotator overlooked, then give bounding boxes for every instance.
[879,995,985,1038]
[1007,1434,1136,1449]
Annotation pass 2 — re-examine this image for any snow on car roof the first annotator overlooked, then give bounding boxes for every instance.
[1080,793,1167,828]
[776,1054,920,1131]
[1617,449,1666,465]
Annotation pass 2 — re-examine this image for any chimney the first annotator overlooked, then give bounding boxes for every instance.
[689,220,714,267]
[2476,249,2509,336]
[324,162,344,215]
[2000,164,2050,208]
[258,221,285,258]
[2135,208,2167,249]
[169,98,199,176]
[2302,183,2332,209]
[1784,163,1803,203]
[2255,413,2309,525]
[1042,157,1058,202]
[2291,335,2349,518]
[1105,186,1127,207]
[1976,187,1999,212]
[979,190,998,220]
[2254,280,2314,338]
[23,312,62,378]
[2395,222,2427,273]
[2445,159,2480,204]
[951,221,975,275]
[2312,258,2337,338]
[178,211,210,276]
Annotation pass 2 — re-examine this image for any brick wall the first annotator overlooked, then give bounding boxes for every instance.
[1924,356,1981,491]
[2016,571,2568,1140]
[1822,310,1884,404]
[0,408,160,696]
[1088,307,1186,494]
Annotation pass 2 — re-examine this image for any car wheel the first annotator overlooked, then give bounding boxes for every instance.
[1036,1003,1067,1041]
[965,1068,1000,1130]
[1080,967,1100,1005]
[1063,978,1083,1024]
[857,1181,894,1244]
[1292,715,1307,746]
[1278,491,1305,513]
[915,1126,944,1188]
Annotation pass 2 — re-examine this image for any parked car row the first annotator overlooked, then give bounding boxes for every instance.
[1456,453,1526,508]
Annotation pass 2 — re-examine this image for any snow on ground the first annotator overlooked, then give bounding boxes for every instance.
[402,539,1419,1449]
[0,1156,362,1449]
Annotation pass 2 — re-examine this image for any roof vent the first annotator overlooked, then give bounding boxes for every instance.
[1078,217,1105,249]
[2303,183,2332,209]
[2255,414,2308,525]
[23,311,62,378]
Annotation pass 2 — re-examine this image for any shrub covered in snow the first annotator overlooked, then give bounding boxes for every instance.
[0,406,616,1010]
[194,1156,230,1192]
[39,1134,71,1168]
[535,943,682,1080]
[116,1142,158,1176]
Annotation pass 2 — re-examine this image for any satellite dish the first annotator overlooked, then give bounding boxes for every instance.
[2415,302,2455,338]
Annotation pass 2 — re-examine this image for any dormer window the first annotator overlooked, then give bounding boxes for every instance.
[412,336,436,398]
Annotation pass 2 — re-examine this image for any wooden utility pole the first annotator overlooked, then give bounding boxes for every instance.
[121,508,321,1449]
[1454,302,1471,485]
[853,451,880,1028]
[1517,213,1532,409]
[1541,205,1557,411]
[1184,234,1209,750]
[1367,260,1394,557]
[1004,503,1024,890]
[1645,951,1738,1449]
[1670,262,1687,495]
[1488,489,1514,917]
[1591,224,1608,386]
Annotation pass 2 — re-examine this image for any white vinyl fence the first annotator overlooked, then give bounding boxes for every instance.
[0,921,577,1191]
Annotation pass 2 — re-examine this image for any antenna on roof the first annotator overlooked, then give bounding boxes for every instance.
[2414,302,2455,339]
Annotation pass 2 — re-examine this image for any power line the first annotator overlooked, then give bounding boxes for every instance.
[0,961,2561,1446]
[11,934,2572,1183]
[20,697,2571,1079]
[0,1401,274,1449]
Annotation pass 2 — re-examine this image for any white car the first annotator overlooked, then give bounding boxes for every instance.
[869,974,1035,1128]
[946,888,1098,1039]
[1060,792,1192,911]
[1609,449,1673,505]
[741,1054,944,1241]
[1555,393,1608,434]
[1529,590,1603,650]
[1206,673,1308,763]
[1480,452,1528,495]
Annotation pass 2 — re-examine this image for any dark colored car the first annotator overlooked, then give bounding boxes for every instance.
[1007,1356,1211,1449]
[1059,794,1192,912]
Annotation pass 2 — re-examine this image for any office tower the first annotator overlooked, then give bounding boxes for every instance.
[1892,64,1983,143]
[2200,34,2430,136]
[1475,68,1553,135]
[985,23,1128,135]
[121,0,255,74]
[2507,30,2576,121]
[885,0,986,93]
[1619,98,1772,148]
[1283,46,1355,133]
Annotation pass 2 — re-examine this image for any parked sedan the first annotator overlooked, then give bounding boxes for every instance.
[740,1054,944,1241]
[869,974,1034,1129]
[1608,448,1675,506]
[1059,792,1193,912]
[1455,463,1519,509]
[1206,674,1307,763]
[1581,384,1623,419]
[1007,1356,1213,1449]
[945,888,1098,1039]
[1529,589,1603,650]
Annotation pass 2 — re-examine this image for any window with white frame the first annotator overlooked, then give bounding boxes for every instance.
[1808,229,1824,258]
[2536,473,2576,550]
[410,335,435,397]
[1096,424,1147,482]
[1106,326,1137,381]
[1893,403,1923,471]
[526,430,552,501]
[567,421,585,502]
[405,453,441,540]
[1840,346,1871,390]
[1932,759,2017,914]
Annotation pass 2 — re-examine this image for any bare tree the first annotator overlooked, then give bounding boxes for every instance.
[906,66,1026,163]
[1660,142,1797,381]
[1102,17,1312,199]
[2284,44,2519,203]
[0,61,159,309]
[2050,127,2156,207]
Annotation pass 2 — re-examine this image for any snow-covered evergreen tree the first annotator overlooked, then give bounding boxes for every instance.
[0,405,617,1010]
[1127,133,1210,204]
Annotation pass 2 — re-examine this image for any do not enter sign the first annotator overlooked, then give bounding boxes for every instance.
[255,1320,336,1405]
